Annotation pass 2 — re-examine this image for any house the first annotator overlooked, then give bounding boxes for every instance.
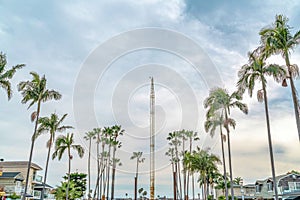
[255,173,300,200]
[215,183,256,200]
[0,172,24,196]
[0,161,54,199]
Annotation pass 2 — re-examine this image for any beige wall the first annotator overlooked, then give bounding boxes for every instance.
[1,166,38,194]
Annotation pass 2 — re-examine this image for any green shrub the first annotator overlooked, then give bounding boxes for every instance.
[8,193,21,199]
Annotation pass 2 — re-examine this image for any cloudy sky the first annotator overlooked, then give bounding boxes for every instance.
[1,0,300,198]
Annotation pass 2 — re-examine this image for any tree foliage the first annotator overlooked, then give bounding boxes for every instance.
[55,172,87,200]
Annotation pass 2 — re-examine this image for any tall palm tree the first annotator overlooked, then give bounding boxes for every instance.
[165,147,177,200]
[185,130,199,200]
[237,50,286,200]
[18,72,61,200]
[260,14,300,141]
[52,133,84,200]
[167,131,182,199]
[84,130,97,199]
[204,87,248,200]
[0,52,24,100]
[36,113,73,200]
[131,151,145,200]
[110,125,124,200]
[92,127,101,199]
[204,112,228,200]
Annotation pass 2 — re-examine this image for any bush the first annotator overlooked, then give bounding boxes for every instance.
[218,195,237,200]
[8,193,21,199]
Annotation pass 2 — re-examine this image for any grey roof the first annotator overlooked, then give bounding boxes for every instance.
[0,172,20,178]
[0,161,42,170]
[0,172,24,181]
[34,183,53,189]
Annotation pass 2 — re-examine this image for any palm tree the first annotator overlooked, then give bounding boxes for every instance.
[52,133,84,200]
[92,127,101,199]
[237,50,286,200]
[204,87,248,200]
[0,52,24,100]
[110,125,124,200]
[167,131,182,199]
[184,148,220,200]
[165,147,177,200]
[185,130,199,200]
[36,113,73,200]
[204,112,228,200]
[131,152,145,200]
[84,130,97,199]
[260,14,300,141]
[18,72,61,200]
[233,177,242,185]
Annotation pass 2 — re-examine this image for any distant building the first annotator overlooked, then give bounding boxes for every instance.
[215,183,256,200]
[0,172,24,195]
[255,173,300,200]
[0,161,54,199]
[215,173,300,200]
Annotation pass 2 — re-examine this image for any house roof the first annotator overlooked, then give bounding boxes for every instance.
[244,184,255,188]
[0,172,20,178]
[0,172,24,181]
[0,161,42,170]
[34,183,53,189]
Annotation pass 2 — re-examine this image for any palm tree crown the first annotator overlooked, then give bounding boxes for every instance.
[18,72,61,109]
[0,52,24,100]
[260,14,300,141]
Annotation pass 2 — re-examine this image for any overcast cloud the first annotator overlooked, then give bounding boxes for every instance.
[1,0,300,198]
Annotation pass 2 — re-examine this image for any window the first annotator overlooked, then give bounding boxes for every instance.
[295,182,300,190]
[267,182,273,192]
[256,184,262,193]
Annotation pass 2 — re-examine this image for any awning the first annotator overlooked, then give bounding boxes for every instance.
[285,196,300,200]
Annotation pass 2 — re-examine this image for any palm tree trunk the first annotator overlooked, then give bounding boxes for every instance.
[182,138,187,200]
[22,101,41,200]
[67,147,71,200]
[88,138,91,199]
[262,83,278,200]
[97,134,100,199]
[192,173,195,200]
[106,146,112,200]
[111,147,117,200]
[111,167,116,200]
[220,126,228,200]
[41,134,53,200]
[285,53,300,141]
[175,147,182,199]
[224,110,235,200]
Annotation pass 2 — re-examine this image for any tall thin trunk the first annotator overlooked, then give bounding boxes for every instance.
[183,138,187,200]
[220,126,228,200]
[173,171,177,200]
[134,177,138,200]
[67,147,71,200]
[262,82,278,200]
[192,173,195,200]
[224,110,234,200]
[88,138,91,199]
[41,134,53,200]
[134,158,139,200]
[175,145,182,199]
[97,134,100,199]
[111,147,117,200]
[285,53,300,141]
[105,145,112,200]
[111,167,116,200]
[22,101,41,200]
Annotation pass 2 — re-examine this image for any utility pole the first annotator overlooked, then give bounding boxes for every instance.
[150,77,155,200]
